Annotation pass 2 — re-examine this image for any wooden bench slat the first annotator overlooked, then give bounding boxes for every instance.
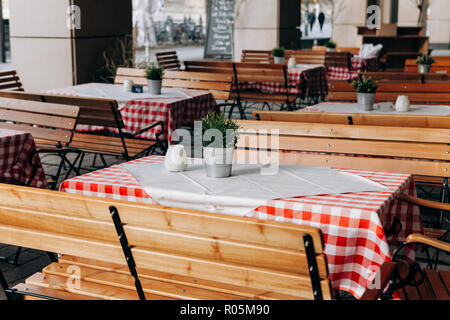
[0,123,74,144]
[237,120,450,144]
[237,134,450,161]
[13,283,101,300]
[25,272,173,300]
[254,110,450,128]
[0,108,77,130]
[424,269,450,300]
[239,149,450,178]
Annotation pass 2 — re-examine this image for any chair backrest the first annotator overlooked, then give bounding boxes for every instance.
[405,58,450,74]
[337,47,360,55]
[253,110,450,129]
[233,62,291,103]
[162,70,233,100]
[155,51,181,70]
[312,46,327,52]
[285,50,326,65]
[184,60,234,74]
[361,72,450,83]
[114,67,147,86]
[329,80,450,104]
[325,51,352,68]
[236,119,450,178]
[0,90,123,130]
[0,91,79,147]
[0,183,332,300]
[0,70,24,91]
[241,50,274,63]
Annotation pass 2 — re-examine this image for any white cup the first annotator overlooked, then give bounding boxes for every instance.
[123,79,134,92]
[395,95,411,112]
[165,145,188,172]
[287,57,297,69]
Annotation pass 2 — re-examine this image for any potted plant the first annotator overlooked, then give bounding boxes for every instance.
[352,76,379,111]
[415,54,435,74]
[272,47,285,64]
[200,111,240,178]
[325,40,337,52]
[145,64,164,95]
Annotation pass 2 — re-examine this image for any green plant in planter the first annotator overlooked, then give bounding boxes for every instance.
[325,40,337,49]
[145,64,164,80]
[272,47,285,58]
[200,111,240,148]
[352,76,379,93]
[415,54,435,65]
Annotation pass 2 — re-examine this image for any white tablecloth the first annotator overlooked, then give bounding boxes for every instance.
[124,162,389,216]
[303,102,450,115]
[73,83,193,109]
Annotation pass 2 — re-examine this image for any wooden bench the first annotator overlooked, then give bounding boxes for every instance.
[0,93,80,189]
[405,58,450,74]
[241,50,274,64]
[0,183,339,300]
[156,51,181,70]
[361,72,450,83]
[324,51,352,79]
[114,67,147,86]
[162,70,233,101]
[232,62,296,116]
[0,71,24,91]
[329,80,450,104]
[285,50,326,65]
[0,91,164,166]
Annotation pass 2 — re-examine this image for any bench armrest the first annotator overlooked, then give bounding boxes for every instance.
[398,194,450,212]
[406,233,450,253]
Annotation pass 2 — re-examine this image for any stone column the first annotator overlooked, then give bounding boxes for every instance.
[10,0,132,91]
[428,0,450,48]
[233,0,300,60]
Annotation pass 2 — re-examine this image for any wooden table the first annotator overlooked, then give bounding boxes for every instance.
[46,83,218,143]
[59,155,422,299]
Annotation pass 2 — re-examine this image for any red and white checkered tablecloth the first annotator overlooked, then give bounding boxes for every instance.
[239,66,329,100]
[327,56,379,81]
[46,84,218,143]
[0,129,47,188]
[59,155,422,299]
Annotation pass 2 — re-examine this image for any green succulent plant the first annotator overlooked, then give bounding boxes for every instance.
[145,64,164,80]
[415,54,435,65]
[352,76,379,93]
[325,40,337,49]
[199,111,240,148]
[272,47,285,58]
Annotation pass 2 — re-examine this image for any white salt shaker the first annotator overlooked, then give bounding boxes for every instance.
[165,145,188,172]
[123,79,133,92]
[287,57,297,69]
[395,95,411,112]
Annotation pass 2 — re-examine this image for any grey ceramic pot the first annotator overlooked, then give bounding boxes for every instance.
[148,79,162,95]
[418,64,431,74]
[357,92,375,111]
[203,147,234,178]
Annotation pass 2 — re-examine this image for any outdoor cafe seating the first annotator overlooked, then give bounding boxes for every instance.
[0,1,449,306]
